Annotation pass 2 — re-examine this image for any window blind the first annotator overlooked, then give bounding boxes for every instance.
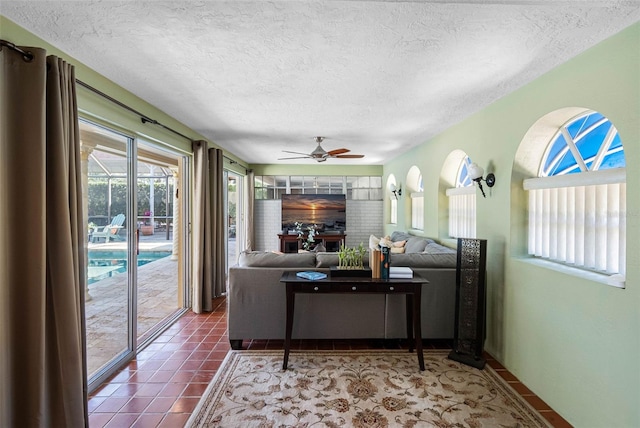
[525,170,626,276]
[390,199,397,224]
[446,187,476,238]
[411,192,424,230]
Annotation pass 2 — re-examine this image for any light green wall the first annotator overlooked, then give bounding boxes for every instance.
[385,23,639,427]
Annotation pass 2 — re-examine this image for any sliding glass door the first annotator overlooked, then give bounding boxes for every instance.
[83,121,135,387]
[225,171,244,273]
[136,140,187,346]
[82,120,190,390]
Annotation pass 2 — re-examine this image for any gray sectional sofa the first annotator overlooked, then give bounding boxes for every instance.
[227,233,457,349]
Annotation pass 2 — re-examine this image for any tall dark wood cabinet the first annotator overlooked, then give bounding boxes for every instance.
[448,238,487,369]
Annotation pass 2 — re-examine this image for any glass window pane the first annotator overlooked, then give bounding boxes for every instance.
[370,188,383,200]
[542,112,624,176]
[544,134,567,174]
[576,121,609,162]
[457,157,473,187]
[346,177,355,189]
[267,188,276,199]
[601,152,626,169]
[553,150,579,175]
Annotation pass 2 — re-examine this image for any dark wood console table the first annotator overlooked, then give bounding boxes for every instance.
[278,233,346,253]
[279,271,428,371]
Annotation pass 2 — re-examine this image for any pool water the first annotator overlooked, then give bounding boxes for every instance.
[88,251,171,284]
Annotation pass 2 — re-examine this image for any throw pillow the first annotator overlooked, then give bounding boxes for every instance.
[369,234,381,249]
[312,243,326,253]
[404,237,428,253]
[390,231,412,242]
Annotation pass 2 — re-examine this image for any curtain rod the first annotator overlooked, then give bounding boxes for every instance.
[1,39,34,61]
[2,38,251,173]
[75,80,195,142]
[2,39,194,143]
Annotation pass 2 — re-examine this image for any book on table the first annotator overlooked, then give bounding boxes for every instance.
[389,266,413,278]
[296,271,328,281]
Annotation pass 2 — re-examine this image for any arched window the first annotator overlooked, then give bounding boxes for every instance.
[524,110,626,282]
[446,155,476,238]
[541,111,624,176]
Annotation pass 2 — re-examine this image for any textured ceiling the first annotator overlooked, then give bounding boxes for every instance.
[2,1,639,165]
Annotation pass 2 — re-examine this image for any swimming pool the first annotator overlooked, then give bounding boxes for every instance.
[88,251,171,284]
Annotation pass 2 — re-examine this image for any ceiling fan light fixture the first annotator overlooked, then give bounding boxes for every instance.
[278,136,364,162]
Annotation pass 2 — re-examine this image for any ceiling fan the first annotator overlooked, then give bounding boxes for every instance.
[278,137,365,162]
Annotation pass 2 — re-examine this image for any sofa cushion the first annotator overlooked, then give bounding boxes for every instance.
[404,236,431,253]
[423,242,455,254]
[316,252,340,268]
[390,231,412,242]
[389,252,457,268]
[238,251,316,268]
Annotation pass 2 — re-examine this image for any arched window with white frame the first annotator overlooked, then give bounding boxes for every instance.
[523,110,626,284]
[446,155,476,238]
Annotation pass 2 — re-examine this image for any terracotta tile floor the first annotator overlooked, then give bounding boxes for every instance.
[88,296,571,427]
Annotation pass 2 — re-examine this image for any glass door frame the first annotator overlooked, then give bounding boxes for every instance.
[224,169,245,274]
[85,120,138,392]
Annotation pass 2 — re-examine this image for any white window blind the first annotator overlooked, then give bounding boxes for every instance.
[411,192,424,230]
[446,186,476,238]
[524,169,626,277]
[390,198,397,224]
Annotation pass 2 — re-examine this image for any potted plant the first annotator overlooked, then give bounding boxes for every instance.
[332,242,370,277]
[140,210,154,235]
[294,221,316,251]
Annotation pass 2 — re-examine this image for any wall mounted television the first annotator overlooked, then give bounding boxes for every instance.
[281,194,346,234]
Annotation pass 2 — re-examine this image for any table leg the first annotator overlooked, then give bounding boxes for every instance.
[406,294,414,353]
[283,284,294,370]
[413,288,425,371]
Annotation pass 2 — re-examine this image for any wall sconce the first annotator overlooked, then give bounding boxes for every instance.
[390,183,402,199]
[467,163,495,198]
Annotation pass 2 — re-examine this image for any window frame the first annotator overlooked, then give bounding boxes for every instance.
[525,111,626,286]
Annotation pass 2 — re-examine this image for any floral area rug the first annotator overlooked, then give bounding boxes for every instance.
[186,350,551,427]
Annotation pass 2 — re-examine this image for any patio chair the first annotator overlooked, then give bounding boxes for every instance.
[91,214,125,243]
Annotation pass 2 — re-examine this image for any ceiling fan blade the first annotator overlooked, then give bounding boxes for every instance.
[282,150,311,156]
[334,154,365,158]
[327,148,350,156]
[278,155,312,160]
